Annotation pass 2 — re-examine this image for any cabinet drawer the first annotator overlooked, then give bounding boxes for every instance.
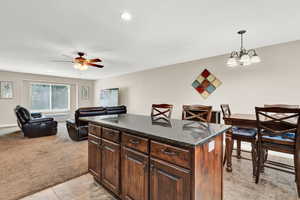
[102,127,120,143]
[150,141,191,169]
[89,124,101,137]
[122,133,149,154]
[88,134,101,145]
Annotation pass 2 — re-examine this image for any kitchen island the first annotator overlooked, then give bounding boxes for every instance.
[81,114,231,200]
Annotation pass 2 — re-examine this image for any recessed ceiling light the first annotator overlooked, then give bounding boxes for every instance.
[121,11,132,21]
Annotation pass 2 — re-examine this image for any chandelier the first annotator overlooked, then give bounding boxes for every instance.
[227,30,261,67]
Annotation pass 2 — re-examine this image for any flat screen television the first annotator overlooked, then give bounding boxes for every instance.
[100,88,119,107]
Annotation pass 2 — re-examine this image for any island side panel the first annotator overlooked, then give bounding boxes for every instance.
[193,134,223,200]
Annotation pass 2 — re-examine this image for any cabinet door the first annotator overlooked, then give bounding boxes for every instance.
[150,158,191,200]
[122,147,149,200]
[88,136,101,180]
[101,139,121,196]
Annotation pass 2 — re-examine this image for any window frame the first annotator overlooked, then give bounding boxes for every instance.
[29,82,71,113]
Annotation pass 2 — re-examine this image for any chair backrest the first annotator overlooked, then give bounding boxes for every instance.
[182,105,212,123]
[255,107,300,144]
[220,104,231,118]
[264,104,299,109]
[14,105,31,126]
[151,104,173,121]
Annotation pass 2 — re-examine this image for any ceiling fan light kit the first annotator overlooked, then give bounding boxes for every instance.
[54,52,104,71]
[227,30,261,67]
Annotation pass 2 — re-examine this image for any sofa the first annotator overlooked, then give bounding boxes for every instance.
[14,105,58,138]
[66,105,127,141]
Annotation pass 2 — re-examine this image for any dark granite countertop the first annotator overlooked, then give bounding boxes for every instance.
[80,114,231,147]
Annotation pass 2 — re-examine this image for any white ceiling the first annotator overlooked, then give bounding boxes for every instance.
[0,0,300,80]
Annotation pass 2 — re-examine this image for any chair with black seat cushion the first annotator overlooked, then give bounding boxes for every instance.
[221,104,257,176]
[261,104,300,167]
[255,106,300,197]
[14,105,57,138]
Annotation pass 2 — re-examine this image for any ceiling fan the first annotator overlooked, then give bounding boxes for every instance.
[52,52,104,71]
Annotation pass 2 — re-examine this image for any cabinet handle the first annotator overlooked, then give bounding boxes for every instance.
[161,148,177,156]
[129,139,140,144]
[103,145,115,152]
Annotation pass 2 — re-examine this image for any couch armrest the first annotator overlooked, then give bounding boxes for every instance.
[31,112,42,118]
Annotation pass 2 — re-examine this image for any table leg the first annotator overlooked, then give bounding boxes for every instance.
[225,129,233,172]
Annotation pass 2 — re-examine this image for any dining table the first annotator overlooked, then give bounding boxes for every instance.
[223,113,257,172]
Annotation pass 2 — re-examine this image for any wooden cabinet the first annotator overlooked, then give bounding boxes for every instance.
[88,122,224,200]
[88,135,101,180]
[150,158,191,200]
[101,139,121,196]
[122,147,149,200]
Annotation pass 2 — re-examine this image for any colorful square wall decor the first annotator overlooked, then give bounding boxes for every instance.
[192,69,222,99]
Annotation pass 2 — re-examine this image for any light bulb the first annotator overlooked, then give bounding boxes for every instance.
[227,57,238,67]
[240,54,250,63]
[79,64,88,71]
[251,55,261,63]
[121,11,132,21]
[243,60,252,66]
[74,63,81,69]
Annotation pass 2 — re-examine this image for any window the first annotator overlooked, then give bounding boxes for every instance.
[30,83,70,112]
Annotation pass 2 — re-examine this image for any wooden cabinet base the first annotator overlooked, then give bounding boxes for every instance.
[88,124,224,200]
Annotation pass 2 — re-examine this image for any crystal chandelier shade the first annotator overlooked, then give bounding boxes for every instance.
[227,30,261,67]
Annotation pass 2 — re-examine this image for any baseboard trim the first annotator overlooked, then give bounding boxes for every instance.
[0,124,18,128]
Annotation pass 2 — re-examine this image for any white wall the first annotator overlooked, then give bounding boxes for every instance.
[0,71,94,127]
[94,40,300,119]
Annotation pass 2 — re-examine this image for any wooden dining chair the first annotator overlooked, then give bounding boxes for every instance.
[221,104,257,176]
[255,107,300,197]
[182,105,212,123]
[262,104,299,165]
[151,104,173,121]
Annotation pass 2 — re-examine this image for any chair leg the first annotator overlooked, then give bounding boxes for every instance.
[255,142,262,184]
[223,149,227,166]
[294,149,300,198]
[237,140,242,159]
[264,149,268,163]
[260,148,267,173]
[251,141,257,177]
[225,130,234,172]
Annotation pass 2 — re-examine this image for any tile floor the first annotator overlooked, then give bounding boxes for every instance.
[3,125,298,200]
[20,174,115,200]
[21,155,299,200]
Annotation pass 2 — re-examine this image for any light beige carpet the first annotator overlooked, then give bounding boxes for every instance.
[0,124,88,200]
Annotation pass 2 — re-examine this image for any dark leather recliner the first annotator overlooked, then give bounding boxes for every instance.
[66,106,127,141]
[14,105,58,138]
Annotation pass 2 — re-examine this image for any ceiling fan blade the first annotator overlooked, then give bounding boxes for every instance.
[61,54,73,59]
[50,60,74,63]
[88,58,102,63]
[87,63,104,68]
